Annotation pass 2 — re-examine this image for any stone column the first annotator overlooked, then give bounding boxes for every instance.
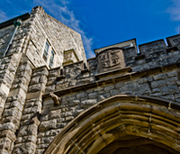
[0,59,33,154]
[0,53,22,119]
[13,66,48,154]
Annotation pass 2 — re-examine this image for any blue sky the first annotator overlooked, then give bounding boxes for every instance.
[0,0,180,59]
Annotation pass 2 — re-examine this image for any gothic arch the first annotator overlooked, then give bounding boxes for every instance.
[44,95,180,154]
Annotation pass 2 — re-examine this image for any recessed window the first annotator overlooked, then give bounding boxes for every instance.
[43,40,55,68]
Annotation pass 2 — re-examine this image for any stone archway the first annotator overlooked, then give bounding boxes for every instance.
[44,95,180,154]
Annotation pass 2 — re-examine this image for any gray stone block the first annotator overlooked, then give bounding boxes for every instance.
[39,120,57,132]
[160,86,179,95]
[81,99,97,107]
[153,73,166,80]
[88,92,98,99]
[151,80,166,88]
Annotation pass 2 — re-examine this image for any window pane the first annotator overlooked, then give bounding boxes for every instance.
[44,50,48,56]
[49,50,55,68]
[45,42,49,52]
[43,41,50,62]
[51,50,54,56]
[50,50,54,61]
[43,54,48,62]
[50,56,53,61]
[49,60,53,68]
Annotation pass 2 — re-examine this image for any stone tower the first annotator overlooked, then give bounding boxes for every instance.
[0,6,180,154]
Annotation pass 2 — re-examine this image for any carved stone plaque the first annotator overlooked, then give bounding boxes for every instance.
[97,48,125,73]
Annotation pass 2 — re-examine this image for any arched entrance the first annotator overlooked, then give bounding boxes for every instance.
[44,95,180,154]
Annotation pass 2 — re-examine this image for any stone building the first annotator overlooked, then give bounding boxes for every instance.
[1,5,180,154]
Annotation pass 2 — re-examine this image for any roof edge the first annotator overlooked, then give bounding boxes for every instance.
[0,13,30,29]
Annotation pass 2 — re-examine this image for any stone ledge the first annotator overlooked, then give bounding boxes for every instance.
[95,67,132,80]
[138,39,166,47]
[63,60,83,67]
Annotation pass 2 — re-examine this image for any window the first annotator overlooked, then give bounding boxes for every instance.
[43,40,55,68]
[49,50,55,68]
[43,42,49,62]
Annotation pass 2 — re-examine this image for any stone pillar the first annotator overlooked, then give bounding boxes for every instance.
[0,53,22,118]
[0,59,33,154]
[13,66,48,154]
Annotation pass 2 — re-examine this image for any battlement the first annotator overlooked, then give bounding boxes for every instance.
[34,33,180,94]
[125,34,180,71]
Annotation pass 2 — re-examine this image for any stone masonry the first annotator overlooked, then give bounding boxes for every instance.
[0,5,180,154]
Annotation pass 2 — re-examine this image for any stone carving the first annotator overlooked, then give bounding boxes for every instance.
[49,92,61,105]
[30,112,41,125]
[97,48,125,73]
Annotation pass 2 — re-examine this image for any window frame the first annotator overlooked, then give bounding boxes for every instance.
[42,39,56,68]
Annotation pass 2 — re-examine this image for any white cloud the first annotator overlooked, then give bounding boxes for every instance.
[167,0,180,21]
[0,10,8,23]
[33,0,95,58]
[60,0,69,5]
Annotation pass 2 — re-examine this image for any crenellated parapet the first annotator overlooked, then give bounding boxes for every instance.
[42,34,180,94]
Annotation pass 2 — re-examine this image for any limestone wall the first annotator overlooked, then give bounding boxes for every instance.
[46,59,97,93]
[32,34,180,153]
[0,53,22,119]
[0,25,14,57]
[26,6,86,68]
[0,56,177,153]
[0,16,31,58]
[13,66,48,154]
[0,15,32,120]
[0,6,86,70]
[0,56,33,154]
[0,6,87,154]
[9,32,180,153]
[34,58,180,154]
